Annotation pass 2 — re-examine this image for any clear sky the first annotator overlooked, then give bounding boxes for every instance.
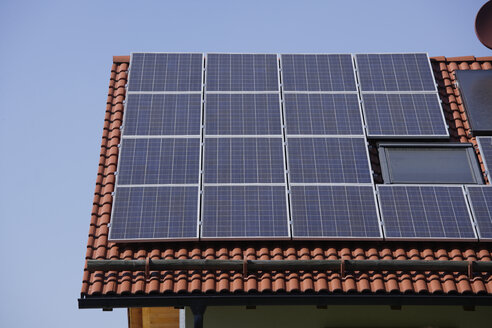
[0,1,490,327]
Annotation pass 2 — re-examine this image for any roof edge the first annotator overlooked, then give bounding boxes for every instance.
[79,294,492,309]
[113,55,130,63]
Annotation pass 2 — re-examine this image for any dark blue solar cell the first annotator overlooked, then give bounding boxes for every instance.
[109,186,198,240]
[291,185,381,239]
[362,93,448,137]
[466,186,492,240]
[477,137,492,176]
[355,53,436,92]
[284,93,363,135]
[378,185,476,240]
[124,94,202,136]
[205,94,282,135]
[128,53,203,92]
[201,185,289,238]
[287,137,372,183]
[206,54,279,91]
[118,138,200,185]
[281,54,356,91]
[204,138,285,183]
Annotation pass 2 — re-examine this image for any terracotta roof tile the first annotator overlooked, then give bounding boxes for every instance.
[81,56,492,300]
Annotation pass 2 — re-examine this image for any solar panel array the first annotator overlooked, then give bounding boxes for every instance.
[280,54,380,239]
[283,93,363,135]
[355,53,448,138]
[281,54,357,92]
[466,186,492,240]
[477,137,492,177]
[128,53,203,92]
[109,52,486,243]
[291,185,381,239]
[124,94,202,136]
[378,185,476,240]
[362,93,448,136]
[287,137,372,184]
[110,53,204,241]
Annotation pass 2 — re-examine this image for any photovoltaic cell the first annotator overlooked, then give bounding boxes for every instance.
[378,185,476,240]
[117,138,200,185]
[206,54,279,91]
[362,93,448,137]
[290,185,381,239]
[287,137,372,183]
[124,94,202,136]
[283,93,363,135]
[355,53,436,92]
[109,186,198,240]
[477,137,492,176]
[205,94,282,135]
[128,53,203,92]
[204,138,285,184]
[466,186,492,240]
[201,185,289,238]
[281,54,356,92]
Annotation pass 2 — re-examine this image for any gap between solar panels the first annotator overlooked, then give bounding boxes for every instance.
[107,52,490,243]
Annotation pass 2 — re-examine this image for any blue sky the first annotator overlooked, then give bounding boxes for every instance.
[0,1,489,327]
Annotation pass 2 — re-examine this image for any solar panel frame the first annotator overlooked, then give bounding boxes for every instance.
[285,136,374,184]
[280,54,358,93]
[203,93,283,136]
[465,186,492,241]
[290,184,383,240]
[282,93,365,136]
[202,136,286,184]
[377,185,478,241]
[122,93,203,136]
[109,53,206,242]
[200,184,291,240]
[108,185,200,241]
[476,137,492,179]
[128,52,204,93]
[205,53,280,92]
[117,137,201,185]
[360,93,449,138]
[354,53,438,93]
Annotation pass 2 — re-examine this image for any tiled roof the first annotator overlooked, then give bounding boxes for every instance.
[81,55,492,299]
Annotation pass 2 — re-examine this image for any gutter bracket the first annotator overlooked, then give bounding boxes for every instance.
[145,257,151,280]
[243,259,248,278]
[340,260,346,278]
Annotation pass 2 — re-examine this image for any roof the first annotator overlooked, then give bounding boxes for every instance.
[81,55,492,302]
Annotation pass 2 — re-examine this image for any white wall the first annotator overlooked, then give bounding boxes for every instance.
[185,304,492,328]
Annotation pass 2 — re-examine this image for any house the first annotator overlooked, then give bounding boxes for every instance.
[79,54,492,328]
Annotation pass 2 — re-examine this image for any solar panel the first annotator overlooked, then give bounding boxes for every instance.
[117,138,200,185]
[205,94,282,135]
[123,94,202,136]
[290,185,382,239]
[201,185,289,238]
[355,53,436,92]
[281,54,356,92]
[477,137,492,177]
[378,185,476,240]
[128,53,203,92]
[362,93,448,137]
[206,54,279,91]
[287,137,372,183]
[109,186,199,240]
[203,137,285,184]
[283,93,364,135]
[466,186,492,240]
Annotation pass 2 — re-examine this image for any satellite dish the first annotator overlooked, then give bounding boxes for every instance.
[476,1,492,50]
